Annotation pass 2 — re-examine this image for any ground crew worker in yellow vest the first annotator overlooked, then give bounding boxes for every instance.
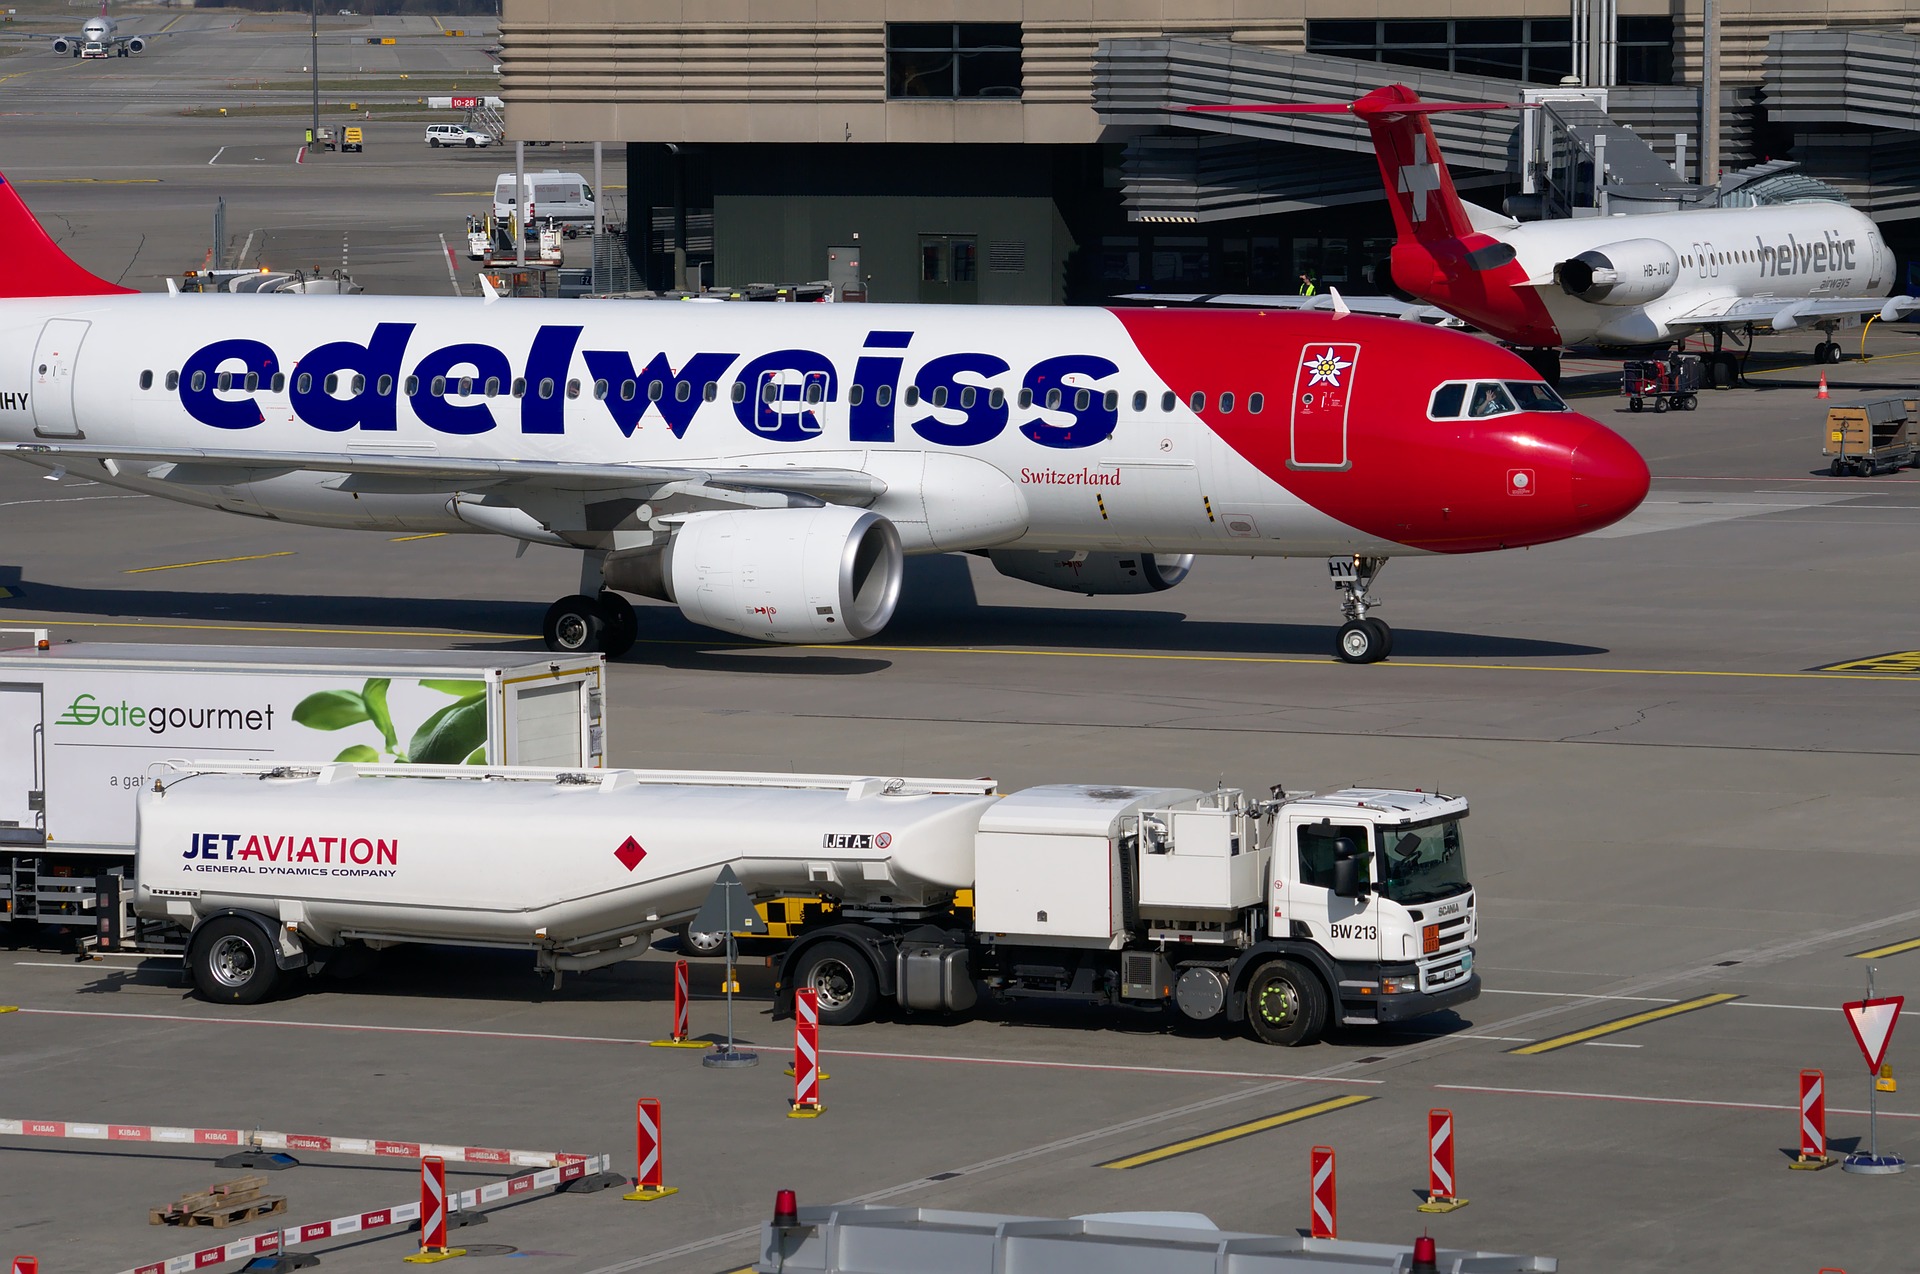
[1298,273,1317,297]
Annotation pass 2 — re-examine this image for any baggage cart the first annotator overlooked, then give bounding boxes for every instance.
[1822,397,1916,476]
[1621,354,1702,413]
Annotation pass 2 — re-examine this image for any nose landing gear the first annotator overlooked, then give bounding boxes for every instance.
[1329,555,1392,664]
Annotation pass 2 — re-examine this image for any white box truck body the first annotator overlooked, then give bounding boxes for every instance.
[0,642,603,930]
[131,762,1477,1046]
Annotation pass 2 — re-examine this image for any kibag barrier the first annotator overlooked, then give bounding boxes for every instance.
[649,959,708,1049]
[1417,1108,1469,1212]
[1309,1145,1337,1240]
[1792,1069,1838,1169]
[113,1155,608,1274]
[0,1115,584,1169]
[789,988,825,1118]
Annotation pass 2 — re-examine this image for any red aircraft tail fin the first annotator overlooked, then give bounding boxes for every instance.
[1190,85,1520,247]
[0,170,137,297]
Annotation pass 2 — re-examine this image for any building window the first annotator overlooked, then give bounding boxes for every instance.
[887,23,1021,100]
[1616,16,1674,85]
[1309,18,1573,85]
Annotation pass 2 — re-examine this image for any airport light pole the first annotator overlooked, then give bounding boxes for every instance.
[309,0,319,158]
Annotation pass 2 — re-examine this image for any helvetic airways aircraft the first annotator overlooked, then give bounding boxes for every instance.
[0,171,1648,664]
[1197,86,1917,384]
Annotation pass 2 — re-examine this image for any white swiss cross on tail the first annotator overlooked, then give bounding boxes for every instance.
[1397,135,1443,223]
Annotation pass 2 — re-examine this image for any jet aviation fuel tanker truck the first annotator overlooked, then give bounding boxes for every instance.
[136,761,1479,1046]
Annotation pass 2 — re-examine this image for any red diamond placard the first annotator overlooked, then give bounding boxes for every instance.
[614,836,647,872]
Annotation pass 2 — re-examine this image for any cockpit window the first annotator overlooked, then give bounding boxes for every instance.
[1505,381,1568,412]
[1468,382,1518,418]
[1428,383,1466,419]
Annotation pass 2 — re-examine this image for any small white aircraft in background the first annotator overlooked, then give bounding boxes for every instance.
[1194,85,1917,386]
[34,2,171,58]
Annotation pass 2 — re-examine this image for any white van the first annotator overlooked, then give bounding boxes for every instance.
[493,170,596,223]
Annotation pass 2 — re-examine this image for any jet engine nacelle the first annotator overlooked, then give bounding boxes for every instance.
[51,37,71,53]
[988,550,1194,596]
[610,505,903,643]
[1555,239,1680,306]
[127,37,145,52]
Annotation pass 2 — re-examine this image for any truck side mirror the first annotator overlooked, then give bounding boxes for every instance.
[1332,837,1362,898]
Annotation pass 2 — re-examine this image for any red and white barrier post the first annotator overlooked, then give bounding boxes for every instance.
[402,1156,465,1264]
[650,960,708,1049]
[1309,1145,1337,1240]
[1792,1069,1837,1169]
[12,1256,38,1274]
[623,1098,678,1201]
[1417,1108,1469,1212]
[788,988,825,1118]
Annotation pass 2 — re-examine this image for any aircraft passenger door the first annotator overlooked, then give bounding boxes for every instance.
[0,685,46,847]
[30,319,90,438]
[1288,342,1359,471]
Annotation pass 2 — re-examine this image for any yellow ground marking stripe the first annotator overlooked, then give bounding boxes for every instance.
[124,550,294,575]
[2,618,531,640]
[1509,993,1740,1055]
[1851,937,1920,960]
[796,643,1920,683]
[389,532,446,541]
[1812,651,1920,674]
[158,15,183,33]
[1097,1095,1374,1169]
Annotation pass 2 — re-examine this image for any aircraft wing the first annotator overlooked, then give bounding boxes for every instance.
[3,442,887,503]
[1116,292,1461,324]
[1669,294,1919,331]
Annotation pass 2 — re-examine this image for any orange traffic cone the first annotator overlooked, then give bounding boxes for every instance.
[1817,373,1829,399]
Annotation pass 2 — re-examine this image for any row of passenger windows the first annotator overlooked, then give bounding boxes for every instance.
[134,369,1274,416]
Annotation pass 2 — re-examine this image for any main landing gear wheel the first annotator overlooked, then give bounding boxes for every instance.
[543,594,604,654]
[1816,341,1843,365]
[597,592,637,660]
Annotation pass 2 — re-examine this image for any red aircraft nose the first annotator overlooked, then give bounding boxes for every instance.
[1567,422,1650,535]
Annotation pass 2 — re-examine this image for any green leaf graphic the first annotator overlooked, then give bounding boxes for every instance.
[334,744,380,763]
[292,689,371,731]
[421,679,485,699]
[362,678,397,753]
[464,745,487,765]
[409,697,489,765]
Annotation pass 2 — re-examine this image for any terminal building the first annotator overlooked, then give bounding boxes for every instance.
[500,1,1920,304]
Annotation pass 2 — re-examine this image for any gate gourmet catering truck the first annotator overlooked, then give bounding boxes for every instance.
[134,760,1477,1046]
[0,634,604,936]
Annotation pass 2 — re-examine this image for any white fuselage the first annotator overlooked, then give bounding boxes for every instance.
[1501,202,1896,346]
[0,296,1394,557]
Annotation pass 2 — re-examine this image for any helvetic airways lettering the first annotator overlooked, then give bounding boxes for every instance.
[1756,230,1858,279]
[175,326,1121,451]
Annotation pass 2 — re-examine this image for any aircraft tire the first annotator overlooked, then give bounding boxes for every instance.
[1364,617,1393,659]
[1336,620,1385,664]
[543,594,605,654]
[597,592,638,659]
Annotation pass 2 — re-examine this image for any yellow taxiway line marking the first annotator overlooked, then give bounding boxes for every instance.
[1851,937,1920,960]
[803,643,1920,684]
[158,14,184,33]
[389,532,446,541]
[124,550,295,575]
[1098,1095,1375,1169]
[1509,993,1741,1055]
[3,618,530,640]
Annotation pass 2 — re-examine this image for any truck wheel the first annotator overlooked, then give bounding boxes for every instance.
[1244,959,1325,1047]
[191,917,280,1005]
[678,923,726,957]
[792,940,877,1026]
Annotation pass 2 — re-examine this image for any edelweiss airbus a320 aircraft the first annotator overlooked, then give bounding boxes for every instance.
[1197,86,1916,385]
[0,171,1648,664]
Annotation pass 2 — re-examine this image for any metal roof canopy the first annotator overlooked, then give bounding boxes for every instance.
[756,1204,1558,1273]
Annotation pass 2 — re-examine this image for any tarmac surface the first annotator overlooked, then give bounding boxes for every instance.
[3,13,1920,1274]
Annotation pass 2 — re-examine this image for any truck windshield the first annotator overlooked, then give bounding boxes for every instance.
[1377,819,1467,906]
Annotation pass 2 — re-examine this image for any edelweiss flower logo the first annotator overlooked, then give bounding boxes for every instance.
[1302,347,1352,388]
